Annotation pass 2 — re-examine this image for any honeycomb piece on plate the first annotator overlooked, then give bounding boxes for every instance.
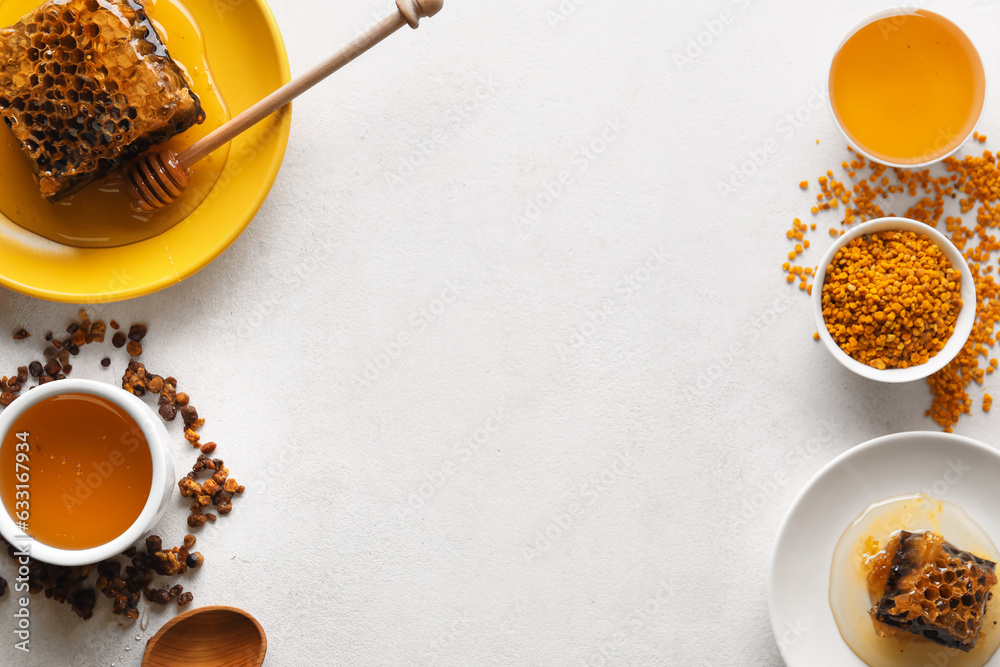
[0,0,204,201]
[873,530,997,651]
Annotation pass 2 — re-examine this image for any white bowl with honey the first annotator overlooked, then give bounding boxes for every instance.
[811,217,976,383]
[828,8,986,168]
[0,379,173,566]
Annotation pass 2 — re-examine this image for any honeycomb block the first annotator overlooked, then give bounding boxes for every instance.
[874,530,998,651]
[0,0,204,201]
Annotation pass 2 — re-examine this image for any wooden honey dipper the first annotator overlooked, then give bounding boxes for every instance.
[123,0,444,211]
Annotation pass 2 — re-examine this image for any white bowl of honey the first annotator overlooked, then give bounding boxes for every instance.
[0,379,173,566]
[828,8,987,168]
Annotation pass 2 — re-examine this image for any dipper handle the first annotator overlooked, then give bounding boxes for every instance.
[177,0,445,168]
[124,0,445,211]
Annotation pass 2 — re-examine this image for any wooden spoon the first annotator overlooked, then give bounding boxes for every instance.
[141,605,266,667]
[123,0,444,212]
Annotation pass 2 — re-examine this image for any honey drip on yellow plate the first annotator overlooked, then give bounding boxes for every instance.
[0,0,230,248]
[829,10,985,165]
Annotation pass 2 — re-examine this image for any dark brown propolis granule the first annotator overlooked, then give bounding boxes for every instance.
[87,321,106,344]
[128,324,147,342]
[143,588,171,605]
[158,402,177,421]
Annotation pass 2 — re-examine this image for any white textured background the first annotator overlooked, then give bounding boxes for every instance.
[3,0,1000,664]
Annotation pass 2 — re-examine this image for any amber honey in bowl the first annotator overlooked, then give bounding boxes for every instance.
[829,9,986,166]
[0,393,152,550]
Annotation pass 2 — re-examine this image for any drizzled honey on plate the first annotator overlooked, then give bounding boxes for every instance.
[829,10,985,166]
[0,0,230,248]
[0,393,152,550]
[830,495,1000,667]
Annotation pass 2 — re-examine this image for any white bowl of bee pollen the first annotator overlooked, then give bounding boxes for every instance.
[811,217,976,383]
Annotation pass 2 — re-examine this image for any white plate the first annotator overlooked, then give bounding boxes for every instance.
[768,431,1000,665]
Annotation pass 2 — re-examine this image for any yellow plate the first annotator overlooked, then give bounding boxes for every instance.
[0,0,291,303]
